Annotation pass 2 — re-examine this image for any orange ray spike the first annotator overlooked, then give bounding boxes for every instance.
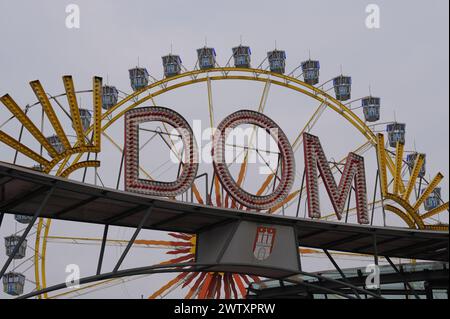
[169,233,193,241]
[256,174,275,196]
[232,274,247,298]
[228,273,239,299]
[185,272,207,299]
[166,248,192,255]
[159,254,194,265]
[198,273,214,299]
[269,190,300,213]
[192,184,204,204]
[223,273,231,299]
[182,272,200,289]
[214,175,222,207]
[148,272,189,299]
[134,239,192,247]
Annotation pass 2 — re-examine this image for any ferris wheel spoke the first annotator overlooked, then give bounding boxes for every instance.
[102,131,153,181]
[292,101,327,153]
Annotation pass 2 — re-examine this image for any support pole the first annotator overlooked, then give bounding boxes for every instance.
[370,170,379,226]
[323,249,361,299]
[96,225,109,275]
[296,169,306,218]
[113,206,153,272]
[385,256,420,299]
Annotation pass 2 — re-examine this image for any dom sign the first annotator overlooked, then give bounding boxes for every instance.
[124,107,369,225]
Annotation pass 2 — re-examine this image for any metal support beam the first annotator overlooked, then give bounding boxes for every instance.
[113,206,153,272]
[296,169,306,218]
[370,170,379,226]
[323,249,361,299]
[96,225,109,275]
[0,187,55,280]
[385,256,420,299]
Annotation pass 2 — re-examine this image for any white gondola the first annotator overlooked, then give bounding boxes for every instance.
[78,108,92,131]
[129,67,149,92]
[386,123,406,147]
[4,235,27,259]
[3,272,25,296]
[162,54,182,77]
[362,96,381,122]
[301,60,320,85]
[267,50,286,74]
[14,215,33,224]
[232,45,251,68]
[47,135,65,154]
[197,47,216,70]
[406,152,426,178]
[333,75,352,101]
[31,165,43,171]
[423,188,442,211]
[102,85,119,111]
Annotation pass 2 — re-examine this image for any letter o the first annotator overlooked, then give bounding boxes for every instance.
[212,110,295,210]
[125,107,199,197]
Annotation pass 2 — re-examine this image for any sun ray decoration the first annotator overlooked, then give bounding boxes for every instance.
[376,134,449,231]
[0,76,103,175]
[146,233,261,299]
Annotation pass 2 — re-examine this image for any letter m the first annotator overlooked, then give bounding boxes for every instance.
[303,133,369,224]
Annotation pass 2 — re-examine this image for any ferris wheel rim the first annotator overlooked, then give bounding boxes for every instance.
[56,67,380,178]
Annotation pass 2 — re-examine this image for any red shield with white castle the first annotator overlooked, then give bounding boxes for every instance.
[253,227,277,261]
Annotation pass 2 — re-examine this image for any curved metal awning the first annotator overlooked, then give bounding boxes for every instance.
[0,161,448,262]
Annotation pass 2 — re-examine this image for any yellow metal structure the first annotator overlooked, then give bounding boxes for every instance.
[63,75,86,147]
[0,94,58,158]
[376,136,448,230]
[30,80,71,151]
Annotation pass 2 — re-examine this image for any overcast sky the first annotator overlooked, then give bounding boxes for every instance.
[0,0,448,299]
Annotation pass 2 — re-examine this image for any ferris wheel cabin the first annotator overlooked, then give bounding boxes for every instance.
[46,135,65,154]
[386,123,406,147]
[4,235,27,259]
[232,45,251,68]
[78,108,92,131]
[129,67,149,92]
[102,85,119,111]
[362,96,381,122]
[423,187,442,211]
[333,75,352,101]
[406,152,427,178]
[301,60,320,85]
[267,50,287,74]
[14,215,33,224]
[197,47,217,70]
[162,54,182,78]
[2,272,25,296]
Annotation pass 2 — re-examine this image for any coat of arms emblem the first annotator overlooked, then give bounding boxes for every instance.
[253,226,277,261]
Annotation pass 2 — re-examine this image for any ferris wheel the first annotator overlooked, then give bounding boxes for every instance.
[0,42,448,299]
